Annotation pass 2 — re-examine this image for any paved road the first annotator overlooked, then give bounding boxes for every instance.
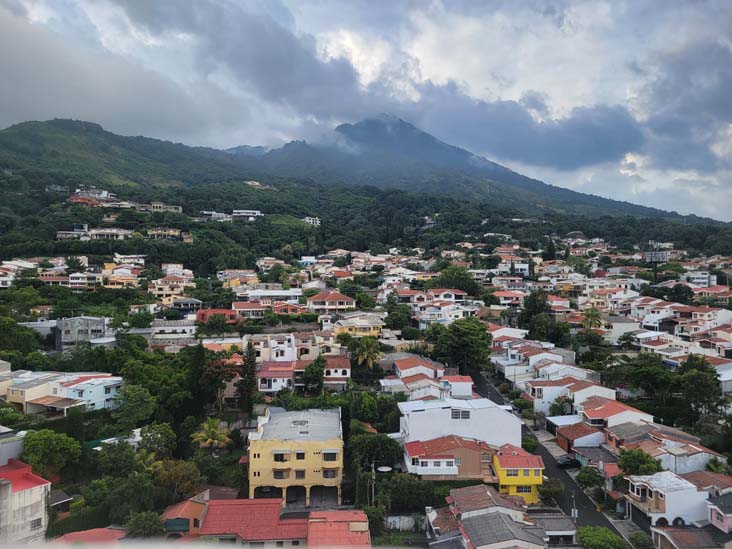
[471,371,622,535]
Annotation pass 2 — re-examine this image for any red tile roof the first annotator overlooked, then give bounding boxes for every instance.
[404,435,493,459]
[56,527,126,543]
[307,291,355,303]
[198,499,308,541]
[581,396,647,420]
[494,444,544,469]
[557,422,601,441]
[0,459,50,493]
[394,356,443,372]
[307,511,371,548]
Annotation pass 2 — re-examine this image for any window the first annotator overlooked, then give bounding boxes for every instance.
[274,454,287,462]
[433,461,441,467]
[277,542,284,547]
[296,451,305,460]
[31,518,42,530]
[323,469,338,479]
[104,387,111,394]
[523,469,530,476]
[507,470,519,477]
[193,519,200,528]
[412,458,420,466]
[342,369,347,376]
[323,452,337,462]
[293,542,300,546]
[296,470,305,480]
[516,486,533,494]
[451,409,470,420]
[455,457,463,465]
[534,469,541,476]
[274,470,289,480]
[420,461,428,467]
[445,461,454,467]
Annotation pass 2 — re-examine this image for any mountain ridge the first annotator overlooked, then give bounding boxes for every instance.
[0,116,708,221]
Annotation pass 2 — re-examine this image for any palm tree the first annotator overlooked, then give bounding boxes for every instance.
[191,418,233,453]
[354,337,381,369]
[582,307,603,331]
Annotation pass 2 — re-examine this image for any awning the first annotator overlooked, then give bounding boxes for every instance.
[322,448,341,453]
[272,450,291,454]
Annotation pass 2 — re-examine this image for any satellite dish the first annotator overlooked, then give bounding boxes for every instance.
[377,466,392,473]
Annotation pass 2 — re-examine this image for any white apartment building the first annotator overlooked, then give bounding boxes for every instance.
[0,460,51,544]
[397,398,521,447]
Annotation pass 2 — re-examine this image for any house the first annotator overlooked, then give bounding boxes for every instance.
[149,275,195,300]
[333,312,385,338]
[398,398,522,447]
[524,376,615,415]
[682,471,732,497]
[625,471,709,530]
[197,309,239,324]
[151,319,197,352]
[171,497,370,547]
[385,354,445,379]
[0,370,122,415]
[578,396,654,428]
[556,422,605,454]
[0,459,51,544]
[256,356,351,394]
[247,408,344,506]
[492,444,545,504]
[460,512,547,549]
[708,493,732,534]
[55,316,113,351]
[306,291,356,313]
[55,527,127,543]
[403,435,497,482]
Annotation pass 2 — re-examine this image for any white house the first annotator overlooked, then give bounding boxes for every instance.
[0,460,51,544]
[625,471,709,528]
[397,398,521,447]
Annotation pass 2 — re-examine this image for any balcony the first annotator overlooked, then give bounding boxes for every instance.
[412,464,459,476]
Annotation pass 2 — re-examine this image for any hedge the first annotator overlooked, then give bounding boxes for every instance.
[46,505,110,538]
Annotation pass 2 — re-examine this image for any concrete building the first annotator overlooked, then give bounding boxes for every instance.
[0,459,51,544]
[56,316,113,351]
[397,398,522,447]
[625,471,709,530]
[403,436,497,482]
[247,408,344,507]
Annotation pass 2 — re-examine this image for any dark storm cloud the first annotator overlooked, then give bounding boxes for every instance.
[410,82,644,170]
[106,0,645,169]
[641,40,732,172]
[0,6,253,143]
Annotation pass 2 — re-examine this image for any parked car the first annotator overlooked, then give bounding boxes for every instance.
[556,455,580,469]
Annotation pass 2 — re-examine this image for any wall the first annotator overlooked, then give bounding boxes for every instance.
[0,483,49,544]
[385,515,427,532]
[401,406,521,447]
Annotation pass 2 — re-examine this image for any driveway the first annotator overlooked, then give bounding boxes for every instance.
[470,371,623,535]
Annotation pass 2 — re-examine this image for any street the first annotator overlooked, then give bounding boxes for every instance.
[471,371,622,536]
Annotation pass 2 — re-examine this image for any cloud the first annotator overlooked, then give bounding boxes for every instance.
[1,0,732,219]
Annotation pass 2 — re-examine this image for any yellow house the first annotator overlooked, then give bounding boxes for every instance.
[492,444,544,504]
[248,408,343,507]
[332,313,384,338]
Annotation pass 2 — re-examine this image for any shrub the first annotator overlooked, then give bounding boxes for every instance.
[521,437,539,453]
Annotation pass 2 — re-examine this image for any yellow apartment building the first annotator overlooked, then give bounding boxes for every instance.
[492,444,545,504]
[247,408,343,507]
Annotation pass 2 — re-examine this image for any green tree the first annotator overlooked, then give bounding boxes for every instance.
[583,307,603,331]
[20,429,81,478]
[668,284,694,304]
[125,511,165,538]
[0,316,40,354]
[385,304,412,330]
[152,459,203,501]
[303,355,326,393]
[576,466,605,490]
[521,437,539,453]
[139,423,177,459]
[236,341,258,415]
[112,384,156,433]
[200,358,240,413]
[355,292,376,310]
[576,526,627,549]
[433,317,491,373]
[549,397,571,416]
[107,472,157,523]
[427,265,481,296]
[64,256,85,274]
[97,441,140,477]
[191,418,232,453]
[538,478,564,502]
[349,434,402,469]
[354,337,381,369]
[519,291,550,328]
[629,532,652,549]
[618,449,663,475]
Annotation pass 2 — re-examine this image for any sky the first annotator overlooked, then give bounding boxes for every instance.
[1,0,732,220]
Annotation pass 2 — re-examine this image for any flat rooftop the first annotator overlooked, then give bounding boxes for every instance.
[255,409,342,442]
